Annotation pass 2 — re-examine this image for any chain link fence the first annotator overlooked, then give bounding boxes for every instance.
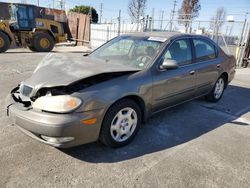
[91,17,249,66]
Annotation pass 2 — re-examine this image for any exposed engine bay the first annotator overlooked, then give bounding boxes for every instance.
[11,71,138,108]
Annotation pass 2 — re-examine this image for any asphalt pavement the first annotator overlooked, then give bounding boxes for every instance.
[0,48,250,188]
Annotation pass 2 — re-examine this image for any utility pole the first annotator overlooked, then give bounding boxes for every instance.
[239,12,249,45]
[58,0,64,10]
[145,15,149,31]
[37,0,39,6]
[117,9,121,35]
[100,3,103,24]
[169,0,177,31]
[151,8,155,31]
[237,11,249,66]
[88,6,92,23]
[160,11,164,30]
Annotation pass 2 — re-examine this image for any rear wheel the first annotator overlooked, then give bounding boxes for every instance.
[0,31,10,53]
[32,32,54,52]
[100,99,142,148]
[206,75,226,102]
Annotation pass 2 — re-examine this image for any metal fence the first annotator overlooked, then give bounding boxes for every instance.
[91,22,143,48]
[90,18,249,66]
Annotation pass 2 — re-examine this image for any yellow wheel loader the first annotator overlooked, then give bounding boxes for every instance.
[0,4,67,53]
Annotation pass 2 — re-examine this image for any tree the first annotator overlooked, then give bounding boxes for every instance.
[210,7,226,41]
[70,5,99,23]
[128,0,147,23]
[178,0,201,33]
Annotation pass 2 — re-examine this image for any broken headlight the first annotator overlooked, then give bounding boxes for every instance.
[32,95,82,113]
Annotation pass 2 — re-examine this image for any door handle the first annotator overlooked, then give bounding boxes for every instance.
[217,64,221,68]
[189,70,195,75]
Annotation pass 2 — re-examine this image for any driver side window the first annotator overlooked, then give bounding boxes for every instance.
[164,39,192,66]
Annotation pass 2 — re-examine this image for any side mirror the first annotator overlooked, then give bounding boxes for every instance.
[160,60,178,70]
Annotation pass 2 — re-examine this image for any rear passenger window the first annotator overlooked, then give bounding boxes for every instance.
[193,39,217,62]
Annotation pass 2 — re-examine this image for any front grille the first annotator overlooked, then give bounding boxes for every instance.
[20,84,33,97]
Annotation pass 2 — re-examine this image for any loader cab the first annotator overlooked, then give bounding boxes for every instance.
[9,4,36,31]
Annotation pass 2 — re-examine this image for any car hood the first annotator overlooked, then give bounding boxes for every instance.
[24,53,140,91]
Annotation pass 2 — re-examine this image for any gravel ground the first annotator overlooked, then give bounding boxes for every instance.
[0,48,250,188]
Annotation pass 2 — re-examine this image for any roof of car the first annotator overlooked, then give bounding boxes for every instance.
[122,31,191,38]
[121,32,216,45]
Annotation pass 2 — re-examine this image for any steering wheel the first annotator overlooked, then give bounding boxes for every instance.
[136,55,152,63]
[134,55,152,68]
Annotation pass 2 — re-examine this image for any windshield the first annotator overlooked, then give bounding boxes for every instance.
[89,36,164,69]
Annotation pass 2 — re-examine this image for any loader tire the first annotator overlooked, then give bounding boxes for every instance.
[0,31,10,53]
[27,45,37,52]
[33,32,54,52]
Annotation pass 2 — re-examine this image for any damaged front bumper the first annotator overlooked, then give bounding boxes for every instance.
[6,87,104,148]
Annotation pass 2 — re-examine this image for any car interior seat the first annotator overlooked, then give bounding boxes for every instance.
[195,43,207,58]
[145,46,156,57]
[169,42,186,63]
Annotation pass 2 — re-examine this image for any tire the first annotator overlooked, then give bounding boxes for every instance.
[0,31,10,53]
[27,45,37,52]
[100,99,142,148]
[206,75,226,102]
[32,32,54,52]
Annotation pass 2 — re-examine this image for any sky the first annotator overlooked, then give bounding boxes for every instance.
[1,0,250,36]
[1,0,250,22]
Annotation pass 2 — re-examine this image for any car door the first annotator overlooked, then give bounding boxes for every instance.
[192,38,221,96]
[152,38,196,112]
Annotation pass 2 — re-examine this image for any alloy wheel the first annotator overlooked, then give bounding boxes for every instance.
[110,107,138,142]
[214,78,225,99]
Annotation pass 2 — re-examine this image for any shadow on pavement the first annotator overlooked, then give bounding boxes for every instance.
[62,85,250,163]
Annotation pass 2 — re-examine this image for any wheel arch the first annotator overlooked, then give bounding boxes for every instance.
[221,72,229,88]
[33,29,55,41]
[107,94,148,123]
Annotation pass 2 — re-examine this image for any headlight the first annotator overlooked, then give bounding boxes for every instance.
[32,95,82,113]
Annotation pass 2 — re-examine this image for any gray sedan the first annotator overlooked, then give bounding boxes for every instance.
[7,32,236,148]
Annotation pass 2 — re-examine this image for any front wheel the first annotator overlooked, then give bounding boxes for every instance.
[100,99,142,148]
[0,31,10,53]
[206,75,226,102]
